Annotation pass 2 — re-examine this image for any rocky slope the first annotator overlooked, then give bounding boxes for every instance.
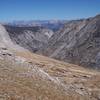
[0,24,26,51]
[4,25,54,52]
[2,14,100,69]
[40,14,100,69]
[0,43,100,100]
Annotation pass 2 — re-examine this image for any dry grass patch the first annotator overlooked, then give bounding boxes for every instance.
[0,50,99,100]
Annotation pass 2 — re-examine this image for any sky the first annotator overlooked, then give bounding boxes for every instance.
[0,0,100,22]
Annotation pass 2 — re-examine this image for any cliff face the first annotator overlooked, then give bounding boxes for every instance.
[40,15,100,69]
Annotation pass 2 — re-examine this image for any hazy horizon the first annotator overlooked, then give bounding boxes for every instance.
[0,0,100,22]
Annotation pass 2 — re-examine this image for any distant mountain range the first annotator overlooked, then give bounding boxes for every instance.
[7,20,67,31]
